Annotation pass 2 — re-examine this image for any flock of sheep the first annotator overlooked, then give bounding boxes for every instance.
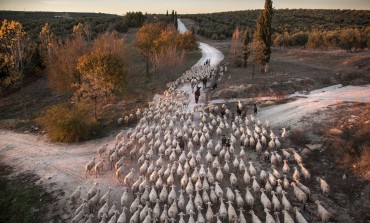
[69,64,332,223]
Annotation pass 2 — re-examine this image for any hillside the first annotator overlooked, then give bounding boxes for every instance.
[0,11,123,40]
[183,9,370,39]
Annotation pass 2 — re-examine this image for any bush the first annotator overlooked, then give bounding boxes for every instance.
[289,128,310,146]
[38,103,98,142]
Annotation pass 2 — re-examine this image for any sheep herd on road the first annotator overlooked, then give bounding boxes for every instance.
[70,64,331,223]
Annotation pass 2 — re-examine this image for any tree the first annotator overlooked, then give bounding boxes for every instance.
[47,35,88,93]
[243,29,251,67]
[176,31,198,50]
[174,11,178,29]
[76,50,127,120]
[230,27,243,67]
[152,45,184,81]
[250,33,265,75]
[39,22,55,66]
[0,19,35,91]
[134,23,163,79]
[255,0,273,72]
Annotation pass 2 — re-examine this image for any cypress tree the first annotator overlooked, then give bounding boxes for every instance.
[255,0,273,72]
[243,29,251,67]
[174,11,178,29]
[166,10,169,16]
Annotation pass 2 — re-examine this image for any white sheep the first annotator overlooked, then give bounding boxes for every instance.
[94,160,104,178]
[316,200,330,222]
[70,186,81,206]
[249,210,262,223]
[291,182,307,204]
[87,182,98,200]
[281,191,292,211]
[294,207,308,223]
[97,143,108,157]
[282,210,294,223]
[85,157,96,178]
[260,188,272,210]
[87,189,100,213]
[98,200,110,220]
[264,208,276,223]
[218,198,227,220]
[206,202,214,223]
[317,177,330,194]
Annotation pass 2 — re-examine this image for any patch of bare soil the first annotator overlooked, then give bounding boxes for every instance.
[288,102,370,222]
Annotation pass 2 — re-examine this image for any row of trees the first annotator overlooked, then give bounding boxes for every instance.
[1,17,198,114]
[230,0,273,73]
[184,9,369,40]
[273,27,370,52]
[135,22,197,79]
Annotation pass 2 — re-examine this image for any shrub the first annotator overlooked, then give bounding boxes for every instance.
[289,128,310,146]
[38,103,98,142]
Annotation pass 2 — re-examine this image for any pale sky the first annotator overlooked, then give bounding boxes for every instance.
[0,0,369,15]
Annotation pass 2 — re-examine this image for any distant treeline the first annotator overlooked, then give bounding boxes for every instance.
[183,9,370,40]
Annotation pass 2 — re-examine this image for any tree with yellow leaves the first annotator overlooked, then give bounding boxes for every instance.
[0,19,35,91]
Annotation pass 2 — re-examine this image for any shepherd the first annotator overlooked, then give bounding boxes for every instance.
[254,104,258,115]
[195,86,201,104]
[202,76,208,90]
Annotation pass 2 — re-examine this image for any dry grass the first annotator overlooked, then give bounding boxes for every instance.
[326,104,370,179]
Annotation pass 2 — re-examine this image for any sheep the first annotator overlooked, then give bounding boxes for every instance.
[291,182,307,204]
[249,210,262,223]
[98,200,110,220]
[282,210,294,223]
[85,158,96,178]
[238,208,247,223]
[264,208,276,223]
[75,200,88,216]
[294,207,308,223]
[85,214,95,223]
[281,149,291,160]
[249,161,256,176]
[70,186,81,206]
[271,191,281,212]
[243,171,251,186]
[98,143,108,157]
[281,191,291,211]
[196,206,205,223]
[227,201,237,223]
[245,187,254,209]
[149,186,158,204]
[116,165,126,182]
[281,128,287,141]
[108,201,118,218]
[88,189,100,213]
[296,181,311,200]
[282,160,290,174]
[225,187,235,202]
[234,190,244,208]
[95,160,104,178]
[230,173,237,188]
[100,214,108,223]
[252,176,260,193]
[179,212,186,223]
[214,182,224,198]
[194,188,203,208]
[293,167,300,182]
[316,200,330,222]
[210,186,218,205]
[299,163,311,181]
[260,188,272,210]
[186,194,195,215]
[100,187,112,205]
[283,175,290,189]
[117,206,127,223]
[168,197,179,219]
[152,199,161,220]
[71,208,85,223]
[87,182,98,200]
[219,198,227,221]
[317,177,330,194]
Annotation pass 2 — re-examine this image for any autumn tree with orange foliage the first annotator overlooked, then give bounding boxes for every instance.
[0,19,35,91]
[75,31,127,120]
[134,23,163,78]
